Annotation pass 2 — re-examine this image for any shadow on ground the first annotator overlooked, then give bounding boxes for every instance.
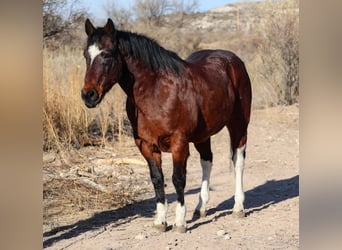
[188,175,299,230]
[43,175,298,248]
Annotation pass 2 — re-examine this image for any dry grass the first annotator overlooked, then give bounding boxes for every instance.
[43,47,130,151]
[43,173,141,231]
[43,144,149,232]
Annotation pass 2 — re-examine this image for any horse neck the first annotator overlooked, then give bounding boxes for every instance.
[118,52,157,99]
[117,60,135,98]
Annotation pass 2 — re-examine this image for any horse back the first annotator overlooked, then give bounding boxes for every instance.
[186,49,248,88]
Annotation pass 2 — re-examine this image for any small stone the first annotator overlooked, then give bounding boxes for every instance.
[217,230,226,236]
[224,234,231,240]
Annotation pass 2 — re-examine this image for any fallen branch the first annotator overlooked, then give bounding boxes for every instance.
[78,178,108,193]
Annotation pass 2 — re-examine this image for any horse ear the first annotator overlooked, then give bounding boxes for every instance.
[85,19,95,36]
[104,18,116,34]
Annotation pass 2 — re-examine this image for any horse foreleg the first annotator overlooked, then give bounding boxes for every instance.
[171,140,189,233]
[136,139,167,231]
[148,158,168,230]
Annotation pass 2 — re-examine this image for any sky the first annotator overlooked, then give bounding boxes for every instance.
[77,0,239,20]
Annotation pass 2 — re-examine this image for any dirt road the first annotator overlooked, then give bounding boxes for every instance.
[43,105,299,249]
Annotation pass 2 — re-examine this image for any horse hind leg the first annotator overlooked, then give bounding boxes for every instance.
[228,101,250,218]
[228,110,249,218]
[193,138,213,219]
[231,142,246,218]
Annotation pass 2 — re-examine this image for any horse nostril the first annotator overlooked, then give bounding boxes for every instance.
[87,89,98,101]
[81,89,99,107]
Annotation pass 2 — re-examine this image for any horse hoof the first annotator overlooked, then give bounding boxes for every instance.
[193,210,206,219]
[172,225,187,233]
[232,211,245,218]
[152,222,167,232]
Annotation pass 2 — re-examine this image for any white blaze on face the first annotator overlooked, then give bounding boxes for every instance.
[88,44,102,65]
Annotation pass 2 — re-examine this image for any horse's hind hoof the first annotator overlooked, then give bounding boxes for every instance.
[172,225,187,233]
[152,222,167,232]
[193,210,206,219]
[232,211,245,218]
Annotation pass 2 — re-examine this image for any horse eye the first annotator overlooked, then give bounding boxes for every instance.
[102,51,113,59]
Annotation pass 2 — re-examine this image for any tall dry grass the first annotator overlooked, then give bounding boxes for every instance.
[43,47,129,152]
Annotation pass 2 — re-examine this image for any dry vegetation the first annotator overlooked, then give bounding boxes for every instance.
[43,0,299,232]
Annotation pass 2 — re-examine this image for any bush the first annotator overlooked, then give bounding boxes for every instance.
[251,0,299,107]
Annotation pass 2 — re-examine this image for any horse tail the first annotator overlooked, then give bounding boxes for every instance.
[226,54,252,148]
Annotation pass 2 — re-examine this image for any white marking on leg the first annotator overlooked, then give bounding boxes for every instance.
[175,202,186,227]
[88,44,103,65]
[233,144,246,213]
[154,201,167,225]
[195,159,212,215]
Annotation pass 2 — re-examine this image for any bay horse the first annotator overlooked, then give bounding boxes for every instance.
[81,18,252,233]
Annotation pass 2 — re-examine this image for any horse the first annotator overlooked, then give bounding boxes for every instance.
[81,18,252,233]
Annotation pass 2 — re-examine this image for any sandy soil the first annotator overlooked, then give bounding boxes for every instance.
[43,105,299,249]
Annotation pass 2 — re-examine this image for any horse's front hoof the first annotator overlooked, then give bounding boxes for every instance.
[152,222,167,232]
[232,211,245,218]
[193,209,206,219]
[172,225,187,233]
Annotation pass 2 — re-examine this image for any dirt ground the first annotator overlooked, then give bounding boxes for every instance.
[43,104,299,249]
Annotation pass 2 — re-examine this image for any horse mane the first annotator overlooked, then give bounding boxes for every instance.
[117,30,184,75]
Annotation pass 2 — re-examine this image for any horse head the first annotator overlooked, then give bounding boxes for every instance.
[81,18,123,108]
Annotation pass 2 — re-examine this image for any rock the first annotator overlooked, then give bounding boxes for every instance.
[224,234,231,240]
[217,230,226,236]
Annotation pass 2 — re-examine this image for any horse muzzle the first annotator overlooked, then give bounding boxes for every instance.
[81,88,100,108]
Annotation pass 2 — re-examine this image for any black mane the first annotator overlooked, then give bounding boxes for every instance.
[117,31,184,75]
